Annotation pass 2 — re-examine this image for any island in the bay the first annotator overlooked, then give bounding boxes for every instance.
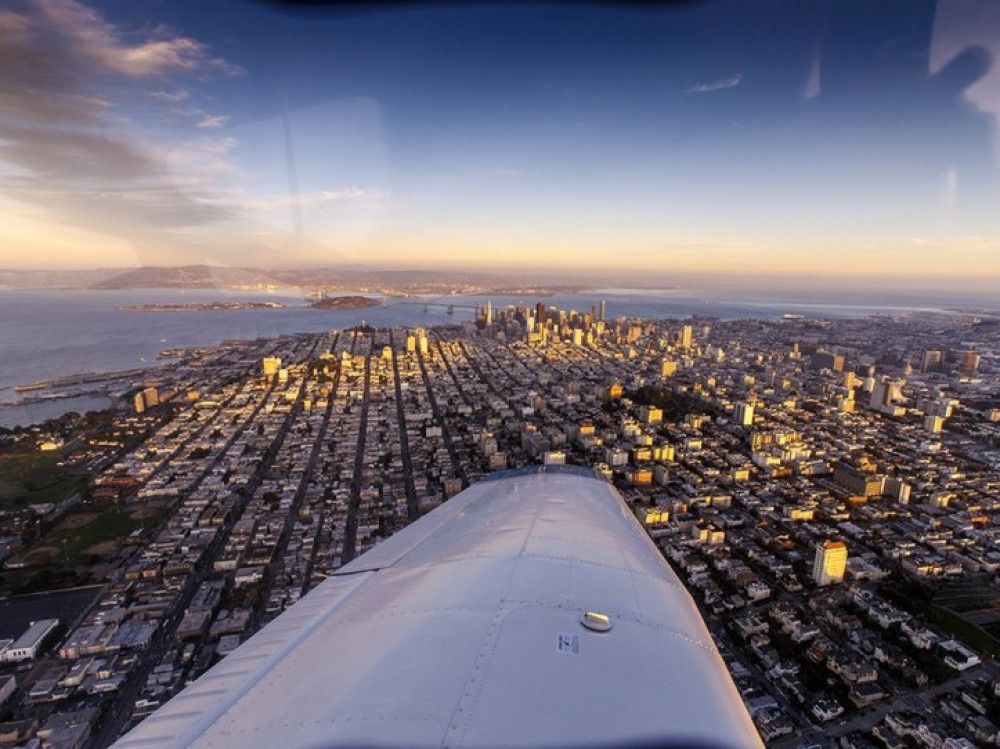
[310,295,381,310]
[119,301,286,312]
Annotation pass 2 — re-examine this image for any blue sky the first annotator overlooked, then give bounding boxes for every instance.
[1,0,998,283]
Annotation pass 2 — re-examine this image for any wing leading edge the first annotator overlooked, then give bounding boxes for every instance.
[115,465,762,748]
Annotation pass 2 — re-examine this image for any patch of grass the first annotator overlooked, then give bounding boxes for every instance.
[0,451,85,506]
[884,579,1000,658]
[43,508,163,562]
[933,584,1000,614]
[882,581,1000,656]
[0,503,170,594]
[932,604,1000,658]
[0,566,85,595]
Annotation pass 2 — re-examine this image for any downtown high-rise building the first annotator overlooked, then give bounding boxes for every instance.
[680,324,693,349]
[733,401,755,427]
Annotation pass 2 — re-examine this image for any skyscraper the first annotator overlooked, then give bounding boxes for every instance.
[813,541,848,586]
[536,302,547,325]
[733,401,755,427]
[811,349,845,372]
[680,324,693,349]
[920,349,942,373]
[133,386,160,414]
[958,350,980,377]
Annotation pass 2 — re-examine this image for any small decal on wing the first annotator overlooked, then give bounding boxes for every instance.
[557,633,580,655]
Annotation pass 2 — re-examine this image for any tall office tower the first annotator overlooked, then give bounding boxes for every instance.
[869,377,903,412]
[813,541,848,586]
[599,299,606,322]
[680,324,693,349]
[869,385,888,414]
[485,300,493,325]
[958,350,980,377]
[733,401,755,426]
[134,386,159,414]
[811,349,845,372]
[887,379,903,402]
[921,349,943,373]
[924,415,944,434]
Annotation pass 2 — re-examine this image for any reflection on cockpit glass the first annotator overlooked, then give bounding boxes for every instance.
[0,1,999,747]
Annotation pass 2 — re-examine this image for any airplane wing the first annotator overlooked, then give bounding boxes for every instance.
[114,465,762,748]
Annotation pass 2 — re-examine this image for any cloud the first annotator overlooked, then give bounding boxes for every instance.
[0,0,241,256]
[0,2,382,270]
[239,188,389,214]
[0,2,236,128]
[804,54,821,99]
[151,89,191,103]
[0,110,168,184]
[17,1,239,80]
[196,114,230,130]
[687,72,744,94]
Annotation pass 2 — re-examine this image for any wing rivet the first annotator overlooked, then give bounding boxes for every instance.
[581,611,612,632]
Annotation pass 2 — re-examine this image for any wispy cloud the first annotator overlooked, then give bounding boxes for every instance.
[239,188,389,214]
[804,54,821,99]
[687,72,744,94]
[0,0,241,255]
[11,1,240,80]
[151,89,191,104]
[196,113,230,130]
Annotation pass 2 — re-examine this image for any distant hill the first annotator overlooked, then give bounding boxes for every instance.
[90,265,540,292]
[0,265,595,294]
[0,268,124,288]
[92,265,269,289]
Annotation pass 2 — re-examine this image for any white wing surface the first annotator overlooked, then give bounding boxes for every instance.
[115,466,762,748]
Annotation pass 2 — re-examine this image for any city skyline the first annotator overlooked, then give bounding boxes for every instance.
[1,0,999,280]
